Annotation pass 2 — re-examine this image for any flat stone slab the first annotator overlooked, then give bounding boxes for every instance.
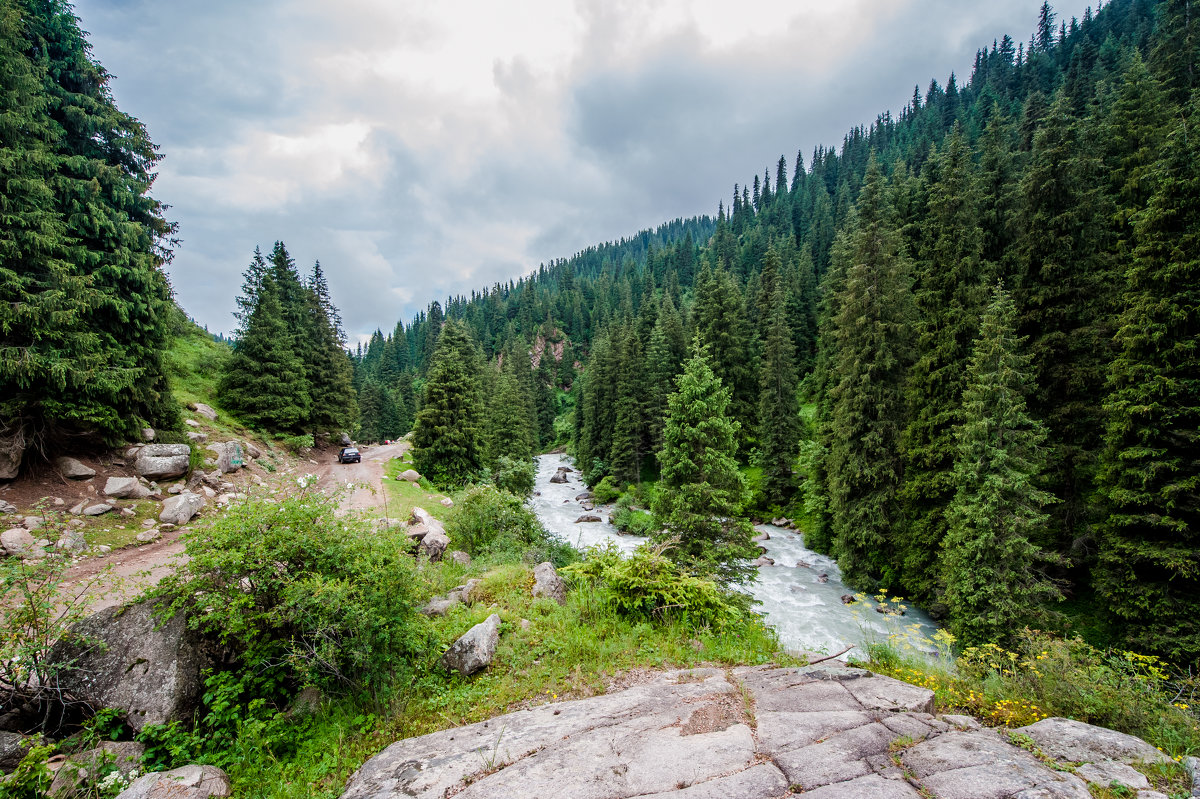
[340,666,1172,799]
[1015,717,1170,765]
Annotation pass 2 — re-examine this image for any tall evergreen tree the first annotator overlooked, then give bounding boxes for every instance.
[823,158,914,587]
[943,284,1061,646]
[303,261,356,435]
[1094,101,1200,665]
[412,320,486,485]
[652,340,755,586]
[756,248,800,503]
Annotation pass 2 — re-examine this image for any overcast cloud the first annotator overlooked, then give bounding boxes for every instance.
[73,0,1092,342]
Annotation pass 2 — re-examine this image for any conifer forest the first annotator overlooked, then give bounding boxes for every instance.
[2,0,1199,669]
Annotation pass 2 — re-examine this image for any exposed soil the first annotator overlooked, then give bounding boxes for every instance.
[313,441,410,512]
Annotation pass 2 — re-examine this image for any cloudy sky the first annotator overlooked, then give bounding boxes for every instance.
[74,0,1091,342]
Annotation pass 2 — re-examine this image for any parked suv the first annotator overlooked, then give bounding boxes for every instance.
[338,447,361,464]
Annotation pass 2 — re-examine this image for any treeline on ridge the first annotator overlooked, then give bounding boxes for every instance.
[380,0,1198,666]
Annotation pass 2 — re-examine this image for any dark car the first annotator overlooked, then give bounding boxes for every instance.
[338,447,360,464]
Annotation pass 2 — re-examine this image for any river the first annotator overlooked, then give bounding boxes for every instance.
[530,454,942,659]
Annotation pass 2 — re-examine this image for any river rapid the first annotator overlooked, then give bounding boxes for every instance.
[530,453,942,659]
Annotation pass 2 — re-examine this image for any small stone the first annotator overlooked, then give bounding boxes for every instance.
[0,500,17,513]
[184,418,200,427]
[136,530,161,543]
[119,507,136,517]
[23,515,44,530]
[141,519,156,527]
[95,545,111,554]
[440,497,454,507]
[56,530,86,553]
[141,427,156,442]
[186,431,208,443]
[168,484,183,495]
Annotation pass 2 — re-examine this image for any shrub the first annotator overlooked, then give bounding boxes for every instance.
[562,540,740,628]
[611,493,659,536]
[157,491,429,702]
[444,485,576,566]
[592,476,620,505]
[493,456,535,499]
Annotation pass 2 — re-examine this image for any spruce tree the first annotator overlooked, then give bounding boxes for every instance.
[1094,101,1200,664]
[943,284,1061,646]
[693,263,755,447]
[756,248,800,503]
[652,340,755,586]
[218,272,311,433]
[824,157,914,587]
[303,261,356,436]
[412,320,486,485]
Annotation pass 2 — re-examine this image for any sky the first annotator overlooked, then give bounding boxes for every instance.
[73,0,1093,343]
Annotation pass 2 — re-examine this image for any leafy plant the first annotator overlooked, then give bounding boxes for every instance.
[444,485,576,566]
[591,476,620,505]
[492,456,535,499]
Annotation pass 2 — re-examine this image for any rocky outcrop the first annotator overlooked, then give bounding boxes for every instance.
[420,529,450,561]
[55,457,96,479]
[115,764,231,798]
[407,507,449,561]
[104,477,152,500]
[46,601,215,732]
[159,492,204,525]
[339,663,1129,799]
[1015,717,1170,765]
[531,562,565,604]
[134,445,191,480]
[2,528,44,560]
[0,731,40,774]
[439,614,500,676]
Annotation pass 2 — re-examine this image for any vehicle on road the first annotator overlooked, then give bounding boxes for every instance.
[338,447,361,464]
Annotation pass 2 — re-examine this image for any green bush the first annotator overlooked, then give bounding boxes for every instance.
[493,456,536,499]
[611,493,659,536]
[592,476,620,505]
[445,485,576,566]
[562,540,740,628]
[158,492,429,701]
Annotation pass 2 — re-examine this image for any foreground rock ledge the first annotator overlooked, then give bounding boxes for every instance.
[342,663,1120,799]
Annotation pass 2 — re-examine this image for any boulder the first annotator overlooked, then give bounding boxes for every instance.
[574,514,602,523]
[440,614,501,676]
[186,432,208,444]
[22,516,43,531]
[0,435,23,480]
[159,492,205,526]
[1,731,45,774]
[338,432,352,447]
[189,402,219,421]
[446,550,471,566]
[2,528,44,561]
[243,442,262,459]
[752,531,771,542]
[754,556,775,567]
[48,741,145,795]
[184,419,200,428]
[136,530,161,543]
[549,470,568,484]
[1015,717,1169,765]
[206,442,245,474]
[135,444,191,480]
[55,456,96,479]
[115,764,231,798]
[46,601,216,732]
[55,529,87,554]
[440,497,454,507]
[531,562,566,604]
[1075,761,1151,791]
[841,594,856,605]
[83,503,113,517]
[421,596,460,617]
[0,500,17,513]
[420,529,450,562]
[575,492,594,501]
[398,469,422,483]
[105,477,152,500]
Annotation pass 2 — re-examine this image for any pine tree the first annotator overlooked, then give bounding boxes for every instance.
[943,284,1061,646]
[652,340,756,586]
[824,157,914,587]
[303,261,356,436]
[1094,101,1200,664]
[412,320,486,485]
[756,248,800,503]
[693,263,755,446]
[218,272,311,433]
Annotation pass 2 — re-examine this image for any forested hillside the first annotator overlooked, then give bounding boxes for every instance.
[377,0,1199,665]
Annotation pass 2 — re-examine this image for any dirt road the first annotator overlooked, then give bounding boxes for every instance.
[313,441,409,512]
[61,442,408,612]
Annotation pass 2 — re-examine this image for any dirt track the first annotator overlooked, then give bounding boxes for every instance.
[59,442,408,612]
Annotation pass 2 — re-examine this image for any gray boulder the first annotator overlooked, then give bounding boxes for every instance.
[421,596,460,617]
[338,432,352,447]
[0,500,17,513]
[1076,761,1151,791]
[0,731,44,774]
[574,514,601,523]
[440,613,500,676]
[186,432,208,444]
[159,492,205,525]
[446,550,471,566]
[115,764,231,798]
[141,428,156,442]
[55,529,87,554]
[531,562,566,605]
[189,402,219,421]
[420,528,450,562]
[548,469,569,484]
[105,477,152,500]
[46,601,216,732]
[48,741,145,795]
[2,528,44,560]
[135,444,191,480]
[55,456,96,479]
[207,442,245,474]
[1015,717,1170,765]
[83,503,113,517]
[243,442,262,459]
[398,469,421,483]
[0,435,22,480]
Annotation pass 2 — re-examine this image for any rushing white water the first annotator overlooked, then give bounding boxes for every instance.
[531,453,943,659]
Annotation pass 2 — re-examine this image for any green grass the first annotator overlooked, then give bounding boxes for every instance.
[381,454,457,523]
[217,556,789,798]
